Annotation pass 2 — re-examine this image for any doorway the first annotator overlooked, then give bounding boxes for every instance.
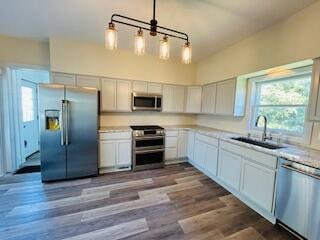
[20,80,39,163]
[13,68,49,172]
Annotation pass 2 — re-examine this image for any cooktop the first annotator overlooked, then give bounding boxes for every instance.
[130,125,164,130]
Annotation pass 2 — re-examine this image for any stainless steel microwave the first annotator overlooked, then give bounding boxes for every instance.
[132,92,162,111]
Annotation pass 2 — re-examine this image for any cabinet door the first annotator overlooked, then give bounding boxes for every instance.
[51,73,76,86]
[148,82,162,94]
[76,75,100,89]
[162,85,174,112]
[216,79,236,115]
[133,81,148,93]
[116,80,132,111]
[205,144,218,176]
[241,160,276,212]
[193,138,206,168]
[117,140,132,167]
[178,131,188,158]
[201,83,216,114]
[99,141,116,168]
[218,149,242,190]
[175,85,185,113]
[187,131,195,161]
[100,78,116,111]
[186,86,202,113]
[165,148,177,160]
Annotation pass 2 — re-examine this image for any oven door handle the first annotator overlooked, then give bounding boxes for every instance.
[134,136,164,140]
[135,148,165,154]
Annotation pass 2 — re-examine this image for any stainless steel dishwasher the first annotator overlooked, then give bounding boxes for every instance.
[275,158,320,240]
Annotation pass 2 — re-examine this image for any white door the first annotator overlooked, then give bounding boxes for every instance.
[178,131,188,158]
[20,80,39,160]
[100,78,116,111]
[117,140,132,167]
[186,86,202,113]
[99,140,116,168]
[116,80,132,111]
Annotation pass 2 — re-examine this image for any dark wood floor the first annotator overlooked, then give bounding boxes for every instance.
[0,163,297,240]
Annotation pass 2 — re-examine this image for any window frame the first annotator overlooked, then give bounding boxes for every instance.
[248,66,313,144]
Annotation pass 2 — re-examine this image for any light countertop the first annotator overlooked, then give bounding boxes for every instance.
[99,124,320,169]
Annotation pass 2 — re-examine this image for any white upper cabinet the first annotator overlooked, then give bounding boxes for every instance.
[309,58,320,121]
[201,83,217,114]
[51,73,76,86]
[215,77,246,116]
[76,75,100,89]
[162,85,185,113]
[133,81,148,93]
[216,79,236,115]
[116,80,132,112]
[186,86,202,113]
[100,78,117,111]
[148,82,162,95]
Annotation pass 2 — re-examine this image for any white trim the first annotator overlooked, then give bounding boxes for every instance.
[247,68,313,145]
[0,68,5,175]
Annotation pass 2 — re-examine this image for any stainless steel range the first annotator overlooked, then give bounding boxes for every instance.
[131,125,165,171]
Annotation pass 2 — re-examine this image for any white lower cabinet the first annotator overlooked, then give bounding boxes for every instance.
[204,144,218,176]
[193,134,219,174]
[240,160,276,213]
[178,131,188,158]
[99,132,132,172]
[218,149,242,191]
[187,131,195,161]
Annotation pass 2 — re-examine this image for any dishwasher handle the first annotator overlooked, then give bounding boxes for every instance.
[281,163,320,180]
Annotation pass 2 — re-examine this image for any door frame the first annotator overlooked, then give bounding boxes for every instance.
[0,65,49,173]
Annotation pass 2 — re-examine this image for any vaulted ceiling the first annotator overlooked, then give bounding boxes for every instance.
[0,0,317,62]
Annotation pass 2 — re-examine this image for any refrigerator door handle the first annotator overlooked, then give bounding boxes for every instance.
[65,100,70,146]
[61,100,66,146]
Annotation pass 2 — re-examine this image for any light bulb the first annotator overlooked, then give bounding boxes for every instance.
[159,35,170,60]
[134,29,145,56]
[105,22,117,50]
[182,42,192,64]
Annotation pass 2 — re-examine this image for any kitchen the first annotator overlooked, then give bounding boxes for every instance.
[1,0,320,239]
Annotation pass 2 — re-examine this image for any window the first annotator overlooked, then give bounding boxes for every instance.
[21,86,35,122]
[251,68,312,136]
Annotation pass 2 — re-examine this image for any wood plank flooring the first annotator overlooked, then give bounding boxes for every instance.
[0,163,297,240]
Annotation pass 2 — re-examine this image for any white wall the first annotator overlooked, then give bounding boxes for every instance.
[50,37,198,126]
[196,0,320,150]
[0,34,50,67]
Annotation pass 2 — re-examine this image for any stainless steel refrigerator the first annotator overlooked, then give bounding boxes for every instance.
[39,84,98,182]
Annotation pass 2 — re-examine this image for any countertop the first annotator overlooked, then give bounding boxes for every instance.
[99,126,132,133]
[99,125,320,169]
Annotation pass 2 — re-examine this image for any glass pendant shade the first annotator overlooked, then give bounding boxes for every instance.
[182,42,192,64]
[159,36,170,60]
[105,23,117,50]
[134,29,145,56]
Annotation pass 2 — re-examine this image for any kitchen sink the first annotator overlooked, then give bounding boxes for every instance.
[231,137,284,150]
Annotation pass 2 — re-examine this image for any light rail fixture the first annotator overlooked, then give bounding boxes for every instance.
[105,0,192,64]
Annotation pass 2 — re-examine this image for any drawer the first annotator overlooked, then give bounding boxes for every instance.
[165,130,178,137]
[165,136,178,148]
[99,132,131,140]
[220,140,277,169]
[220,140,247,155]
[243,149,278,169]
[196,133,219,147]
[165,148,177,159]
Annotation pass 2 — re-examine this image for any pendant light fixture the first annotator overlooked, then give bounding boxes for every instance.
[182,42,192,64]
[134,28,145,55]
[105,0,191,64]
[159,35,170,60]
[105,22,117,50]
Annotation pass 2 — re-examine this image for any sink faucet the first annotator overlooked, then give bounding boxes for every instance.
[255,115,271,141]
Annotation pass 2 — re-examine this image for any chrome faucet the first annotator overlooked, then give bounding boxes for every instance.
[255,115,271,141]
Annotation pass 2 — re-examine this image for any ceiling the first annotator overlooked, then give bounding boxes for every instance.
[0,0,317,62]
